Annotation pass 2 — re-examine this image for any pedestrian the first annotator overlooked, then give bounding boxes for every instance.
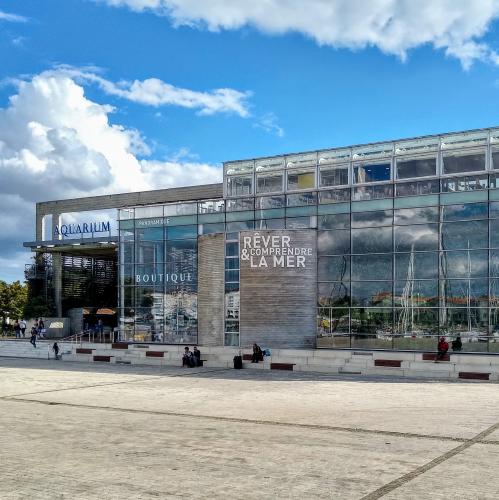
[13,320,21,339]
[29,326,37,348]
[52,342,60,360]
[451,336,463,352]
[38,318,45,339]
[252,343,263,363]
[435,336,449,362]
[97,319,104,335]
[19,319,27,337]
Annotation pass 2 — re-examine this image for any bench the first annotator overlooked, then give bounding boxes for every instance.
[374,359,402,367]
[423,353,450,362]
[270,363,294,371]
[93,355,113,362]
[459,372,490,380]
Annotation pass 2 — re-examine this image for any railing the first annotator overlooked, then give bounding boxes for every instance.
[62,329,113,345]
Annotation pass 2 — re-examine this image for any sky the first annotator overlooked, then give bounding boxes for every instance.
[3,0,499,282]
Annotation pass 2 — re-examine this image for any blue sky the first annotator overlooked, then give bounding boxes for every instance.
[2,0,499,281]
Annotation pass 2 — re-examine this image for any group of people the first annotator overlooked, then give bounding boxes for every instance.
[13,319,27,338]
[435,335,463,361]
[182,346,202,367]
[29,318,46,348]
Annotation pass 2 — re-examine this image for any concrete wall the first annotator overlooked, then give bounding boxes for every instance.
[197,233,225,346]
[239,230,317,348]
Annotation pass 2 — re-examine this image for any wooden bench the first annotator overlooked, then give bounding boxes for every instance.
[459,372,490,380]
[374,359,402,367]
[93,355,112,362]
[76,348,93,354]
[270,363,294,371]
[146,351,164,357]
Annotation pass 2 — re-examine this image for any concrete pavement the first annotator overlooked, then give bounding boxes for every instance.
[0,358,498,499]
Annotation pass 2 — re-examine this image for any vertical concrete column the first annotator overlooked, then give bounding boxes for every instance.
[52,253,63,317]
[198,233,225,346]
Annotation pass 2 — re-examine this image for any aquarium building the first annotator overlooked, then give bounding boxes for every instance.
[24,127,499,352]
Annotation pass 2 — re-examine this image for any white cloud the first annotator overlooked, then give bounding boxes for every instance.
[96,0,499,68]
[50,66,251,117]
[0,71,222,281]
[0,10,28,23]
[253,113,284,138]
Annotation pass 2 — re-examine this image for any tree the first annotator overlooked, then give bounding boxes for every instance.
[0,280,28,327]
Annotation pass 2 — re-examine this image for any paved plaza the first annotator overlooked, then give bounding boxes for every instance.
[1,359,499,499]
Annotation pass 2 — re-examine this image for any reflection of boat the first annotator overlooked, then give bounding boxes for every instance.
[397,246,416,335]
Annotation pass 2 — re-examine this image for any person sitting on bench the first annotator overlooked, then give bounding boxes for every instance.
[435,337,449,362]
[193,346,202,367]
[252,343,263,363]
[451,336,463,352]
[182,347,195,367]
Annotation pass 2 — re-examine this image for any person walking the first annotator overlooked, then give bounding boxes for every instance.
[13,321,21,339]
[19,319,27,338]
[52,342,60,360]
[29,325,37,348]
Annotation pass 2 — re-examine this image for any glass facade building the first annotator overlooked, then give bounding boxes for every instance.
[101,127,499,351]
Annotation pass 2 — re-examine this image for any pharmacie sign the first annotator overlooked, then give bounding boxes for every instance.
[54,221,111,237]
[240,231,313,268]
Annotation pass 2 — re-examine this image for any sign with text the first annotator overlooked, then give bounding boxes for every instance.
[239,230,317,348]
[240,232,313,269]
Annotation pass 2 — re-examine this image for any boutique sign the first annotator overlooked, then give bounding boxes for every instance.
[240,231,313,269]
[54,221,111,237]
[135,273,194,284]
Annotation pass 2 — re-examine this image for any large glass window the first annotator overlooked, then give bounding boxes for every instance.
[318,282,350,307]
[441,279,488,307]
[395,252,439,280]
[442,203,488,221]
[441,250,488,278]
[395,179,439,197]
[319,188,351,204]
[353,162,391,183]
[442,149,486,174]
[226,175,253,196]
[441,175,488,192]
[396,156,437,179]
[394,281,438,307]
[319,165,348,187]
[287,168,316,190]
[318,213,350,230]
[394,207,439,225]
[256,172,283,194]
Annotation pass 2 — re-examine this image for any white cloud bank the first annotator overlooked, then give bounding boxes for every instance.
[98,0,499,69]
[0,70,223,281]
[0,10,28,23]
[50,66,251,117]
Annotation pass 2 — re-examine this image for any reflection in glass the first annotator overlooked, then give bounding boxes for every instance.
[318,282,350,307]
[394,224,438,252]
[351,281,393,306]
[256,195,285,209]
[352,210,392,228]
[256,218,285,229]
[441,279,488,307]
[352,227,392,254]
[394,280,438,307]
[286,217,313,229]
[442,203,488,221]
[350,308,393,336]
[226,175,253,196]
[394,308,439,335]
[287,168,316,190]
[351,254,392,281]
[440,308,488,338]
[441,250,488,278]
[441,220,488,250]
[318,213,350,230]
[352,184,393,200]
[318,230,350,255]
[287,192,317,206]
[318,256,350,281]
[394,206,439,225]
[395,252,438,280]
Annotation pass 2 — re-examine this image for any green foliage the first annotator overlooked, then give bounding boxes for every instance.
[24,294,54,319]
[0,280,28,322]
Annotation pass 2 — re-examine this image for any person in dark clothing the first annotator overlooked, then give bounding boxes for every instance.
[435,337,449,362]
[451,336,463,352]
[13,321,21,339]
[193,346,202,367]
[182,347,195,367]
[252,343,263,363]
[29,326,37,348]
[52,342,60,360]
